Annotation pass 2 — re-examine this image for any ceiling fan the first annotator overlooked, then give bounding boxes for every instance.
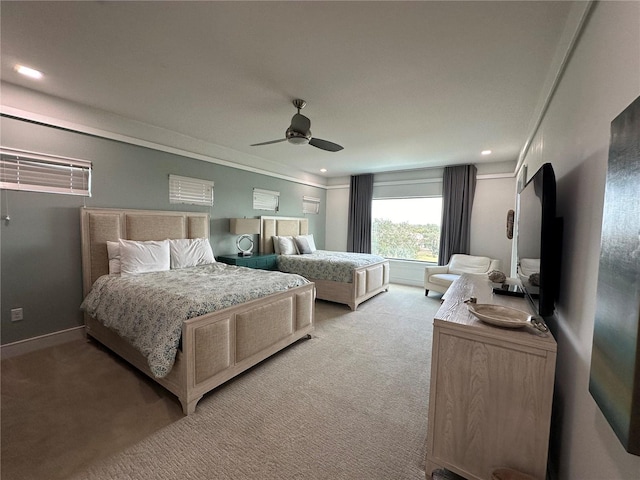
[251,99,343,152]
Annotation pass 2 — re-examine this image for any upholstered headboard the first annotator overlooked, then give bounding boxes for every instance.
[259,216,309,254]
[80,207,210,296]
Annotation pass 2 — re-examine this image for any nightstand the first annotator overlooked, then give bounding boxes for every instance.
[216,253,278,271]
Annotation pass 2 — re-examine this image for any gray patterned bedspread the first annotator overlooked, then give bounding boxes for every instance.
[80,263,309,378]
[277,250,386,283]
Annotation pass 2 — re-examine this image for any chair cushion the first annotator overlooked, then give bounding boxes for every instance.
[429,273,460,287]
[519,258,540,276]
[449,255,492,275]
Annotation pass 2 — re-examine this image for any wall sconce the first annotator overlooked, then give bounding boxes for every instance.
[230,218,261,257]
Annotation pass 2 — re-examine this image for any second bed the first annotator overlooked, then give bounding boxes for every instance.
[259,216,389,310]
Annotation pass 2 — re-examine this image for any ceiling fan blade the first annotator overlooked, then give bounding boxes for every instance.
[309,137,344,152]
[290,113,311,134]
[250,138,287,146]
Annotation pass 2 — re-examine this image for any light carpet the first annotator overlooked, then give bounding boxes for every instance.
[2,284,441,480]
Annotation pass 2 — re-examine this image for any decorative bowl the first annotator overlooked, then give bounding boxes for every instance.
[467,303,532,328]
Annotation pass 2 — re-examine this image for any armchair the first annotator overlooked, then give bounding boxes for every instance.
[425,254,501,296]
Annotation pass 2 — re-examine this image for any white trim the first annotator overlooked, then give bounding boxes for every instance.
[375,178,442,187]
[326,171,513,190]
[477,172,514,180]
[2,103,519,191]
[1,105,328,190]
[0,326,86,359]
[516,1,594,170]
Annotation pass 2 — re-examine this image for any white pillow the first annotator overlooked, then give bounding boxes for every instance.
[294,234,316,254]
[277,236,298,255]
[106,241,121,275]
[119,239,170,276]
[169,238,215,269]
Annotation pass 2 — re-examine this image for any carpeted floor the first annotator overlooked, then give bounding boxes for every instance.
[2,284,441,480]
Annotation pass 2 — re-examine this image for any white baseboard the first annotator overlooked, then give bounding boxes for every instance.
[1,326,86,360]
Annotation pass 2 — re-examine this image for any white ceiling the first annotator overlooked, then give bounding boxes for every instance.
[0,1,574,181]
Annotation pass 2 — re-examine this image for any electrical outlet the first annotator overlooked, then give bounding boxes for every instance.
[11,308,23,322]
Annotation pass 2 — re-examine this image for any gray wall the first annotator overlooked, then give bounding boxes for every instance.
[0,116,326,344]
[470,176,516,274]
[520,1,640,478]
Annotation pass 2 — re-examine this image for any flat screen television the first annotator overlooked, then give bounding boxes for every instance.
[516,163,562,318]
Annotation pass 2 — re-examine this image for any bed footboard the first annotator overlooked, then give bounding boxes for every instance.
[181,283,314,413]
[86,283,315,414]
[312,260,389,310]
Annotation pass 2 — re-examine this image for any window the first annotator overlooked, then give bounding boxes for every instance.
[0,147,92,196]
[169,174,214,206]
[371,197,442,262]
[253,188,280,211]
[302,195,320,214]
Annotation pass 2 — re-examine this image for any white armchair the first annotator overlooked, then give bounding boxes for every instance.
[425,254,501,296]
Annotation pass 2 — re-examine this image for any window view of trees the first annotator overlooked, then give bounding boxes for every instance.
[371,197,442,262]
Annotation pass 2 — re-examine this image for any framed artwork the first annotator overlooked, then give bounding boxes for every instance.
[589,95,640,455]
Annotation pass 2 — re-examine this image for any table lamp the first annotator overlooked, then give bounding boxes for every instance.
[230,218,261,256]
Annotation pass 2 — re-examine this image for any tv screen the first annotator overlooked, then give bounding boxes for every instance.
[516,163,561,317]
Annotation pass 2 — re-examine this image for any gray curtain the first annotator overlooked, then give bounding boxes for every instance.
[438,164,477,265]
[347,174,374,253]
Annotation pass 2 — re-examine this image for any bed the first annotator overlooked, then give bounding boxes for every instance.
[259,216,389,310]
[80,207,315,415]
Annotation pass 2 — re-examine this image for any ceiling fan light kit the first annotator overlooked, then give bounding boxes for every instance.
[286,130,311,145]
[251,99,343,152]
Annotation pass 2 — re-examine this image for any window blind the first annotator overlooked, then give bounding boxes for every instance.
[253,188,280,211]
[0,147,92,197]
[169,174,214,206]
[302,195,320,214]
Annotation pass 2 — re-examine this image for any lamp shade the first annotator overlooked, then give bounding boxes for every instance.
[230,218,260,235]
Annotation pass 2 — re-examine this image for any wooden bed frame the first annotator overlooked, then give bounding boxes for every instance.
[259,216,389,310]
[80,207,314,415]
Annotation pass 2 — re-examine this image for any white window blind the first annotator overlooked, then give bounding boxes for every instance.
[253,188,280,211]
[169,174,214,206]
[302,195,320,214]
[0,147,92,196]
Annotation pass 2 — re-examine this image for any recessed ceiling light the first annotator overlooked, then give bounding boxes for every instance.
[481,150,492,156]
[15,65,43,79]
[320,168,327,173]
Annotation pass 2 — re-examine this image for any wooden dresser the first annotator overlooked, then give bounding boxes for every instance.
[425,274,556,480]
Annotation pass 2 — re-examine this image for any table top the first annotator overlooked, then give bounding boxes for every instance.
[434,274,556,351]
[217,253,277,260]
